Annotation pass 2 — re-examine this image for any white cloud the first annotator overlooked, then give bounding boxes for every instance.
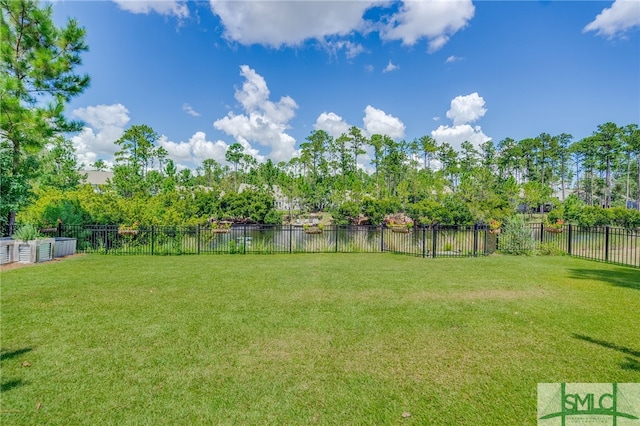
[209,1,375,48]
[431,124,490,151]
[314,112,351,139]
[158,135,194,165]
[381,0,475,52]
[159,132,230,166]
[327,40,366,59]
[213,65,298,163]
[446,92,487,126]
[182,103,201,117]
[362,105,405,139]
[383,61,399,73]
[209,1,473,54]
[112,0,189,18]
[70,103,232,170]
[432,93,491,151]
[73,103,130,130]
[446,55,462,63]
[584,0,640,38]
[71,104,130,167]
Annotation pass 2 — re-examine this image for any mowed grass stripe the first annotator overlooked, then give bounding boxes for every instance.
[1,254,639,425]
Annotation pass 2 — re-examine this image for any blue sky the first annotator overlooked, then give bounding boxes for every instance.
[51,0,640,171]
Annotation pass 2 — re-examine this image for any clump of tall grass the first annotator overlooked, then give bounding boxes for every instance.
[345,232,379,253]
[301,235,335,253]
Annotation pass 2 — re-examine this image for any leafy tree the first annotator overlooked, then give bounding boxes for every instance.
[330,133,353,182]
[200,158,225,187]
[555,133,573,201]
[225,142,244,190]
[418,135,437,170]
[459,141,480,175]
[114,124,161,177]
[496,137,524,181]
[593,122,622,208]
[1,0,90,229]
[522,181,552,216]
[36,136,86,190]
[112,124,165,197]
[369,134,387,197]
[437,142,459,189]
[219,190,275,223]
[348,126,367,170]
[92,159,107,171]
[380,138,408,196]
[571,136,600,205]
[620,124,640,210]
[458,167,503,223]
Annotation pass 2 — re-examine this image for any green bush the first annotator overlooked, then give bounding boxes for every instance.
[12,223,42,241]
[441,194,474,225]
[608,207,640,229]
[499,216,536,255]
[561,195,640,229]
[537,242,565,256]
[361,197,401,225]
[407,199,444,225]
[562,194,584,224]
[263,209,283,225]
[332,201,362,225]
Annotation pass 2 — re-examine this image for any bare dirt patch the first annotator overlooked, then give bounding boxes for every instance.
[0,253,85,272]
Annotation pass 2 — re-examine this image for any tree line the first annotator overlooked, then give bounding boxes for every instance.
[11,121,640,229]
[3,1,640,231]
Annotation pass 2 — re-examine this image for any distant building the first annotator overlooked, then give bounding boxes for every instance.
[81,170,113,192]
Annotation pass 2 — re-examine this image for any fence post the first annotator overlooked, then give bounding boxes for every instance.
[605,226,610,262]
[473,223,479,257]
[540,222,545,243]
[57,221,63,238]
[380,224,384,252]
[289,225,292,253]
[335,225,339,253]
[484,224,489,255]
[567,224,572,256]
[197,224,201,255]
[422,225,426,258]
[432,225,437,258]
[243,224,247,254]
[151,225,155,256]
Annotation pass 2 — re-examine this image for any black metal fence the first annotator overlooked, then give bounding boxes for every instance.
[2,223,495,258]
[527,223,640,267]
[3,222,639,267]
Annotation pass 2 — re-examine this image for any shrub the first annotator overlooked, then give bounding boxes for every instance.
[263,209,283,225]
[499,216,536,255]
[406,199,444,225]
[332,201,362,225]
[12,223,42,241]
[537,242,565,256]
[608,207,640,229]
[362,197,401,225]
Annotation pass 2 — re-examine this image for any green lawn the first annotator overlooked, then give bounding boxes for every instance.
[1,254,639,425]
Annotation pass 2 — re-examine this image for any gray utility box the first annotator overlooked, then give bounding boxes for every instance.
[13,238,55,263]
[0,237,13,265]
[54,238,77,258]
